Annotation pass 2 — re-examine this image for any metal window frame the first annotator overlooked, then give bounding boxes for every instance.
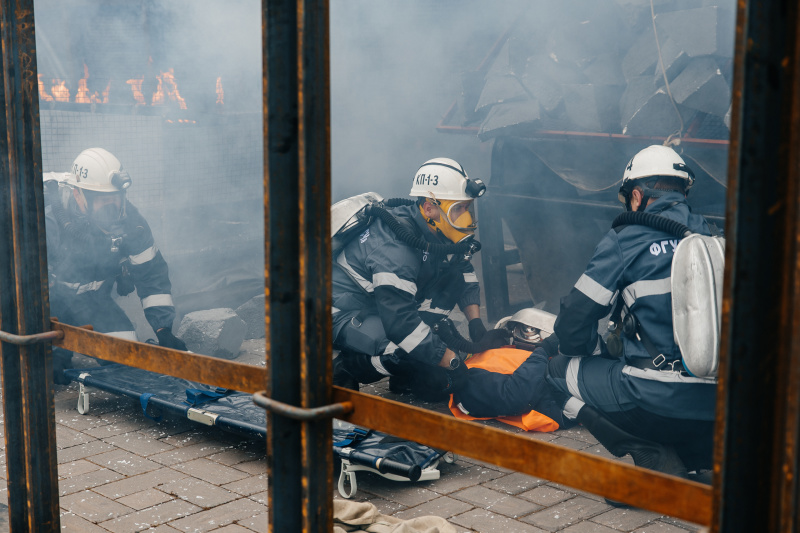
[0,0,799,531]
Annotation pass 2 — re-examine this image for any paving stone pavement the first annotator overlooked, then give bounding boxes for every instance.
[0,349,706,532]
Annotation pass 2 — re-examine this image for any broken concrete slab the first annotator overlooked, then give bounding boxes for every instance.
[478,100,542,142]
[176,308,247,360]
[563,84,623,133]
[583,54,626,87]
[652,37,691,87]
[235,295,265,340]
[520,74,563,114]
[545,17,621,70]
[622,29,658,81]
[655,6,734,58]
[669,56,730,116]
[620,76,695,136]
[525,54,587,86]
[474,75,529,114]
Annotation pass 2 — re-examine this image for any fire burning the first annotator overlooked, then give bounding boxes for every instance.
[51,80,70,102]
[38,74,53,102]
[127,78,146,105]
[75,64,110,104]
[152,69,187,110]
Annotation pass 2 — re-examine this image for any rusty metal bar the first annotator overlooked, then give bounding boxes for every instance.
[0,329,63,346]
[333,387,712,525]
[253,392,351,421]
[0,0,61,530]
[52,321,267,393]
[264,0,333,531]
[713,0,800,531]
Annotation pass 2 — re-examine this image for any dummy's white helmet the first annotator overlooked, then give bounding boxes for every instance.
[410,158,486,201]
[68,148,132,193]
[618,145,695,204]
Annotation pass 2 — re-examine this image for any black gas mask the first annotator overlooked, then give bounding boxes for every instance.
[85,190,127,234]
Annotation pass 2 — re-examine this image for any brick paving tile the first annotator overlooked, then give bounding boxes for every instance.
[424,465,505,495]
[633,521,698,533]
[591,507,661,531]
[60,511,110,533]
[172,458,251,485]
[56,425,96,448]
[60,490,134,523]
[58,459,102,479]
[658,516,704,532]
[236,512,268,533]
[159,477,239,508]
[358,495,409,515]
[150,441,229,466]
[149,525,183,532]
[549,435,596,451]
[167,498,267,532]
[561,521,619,532]
[392,496,474,521]
[84,416,156,439]
[358,478,442,508]
[98,499,202,532]
[247,491,268,506]
[458,456,514,474]
[162,430,214,448]
[138,419,198,441]
[518,485,575,506]
[57,439,116,464]
[56,412,113,432]
[103,431,177,456]
[117,488,175,511]
[209,525,253,533]
[546,481,606,503]
[451,485,541,518]
[207,447,262,467]
[93,467,188,499]
[58,468,126,496]
[557,426,599,445]
[221,475,267,497]
[87,448,163,476]
[522,496,612,532]
[450,509,547,533]
[481,472,547,495]
[230,458,266,476]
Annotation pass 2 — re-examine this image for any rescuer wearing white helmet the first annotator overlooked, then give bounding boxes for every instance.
[331,157,503,399]
[45,148,186,384]
[541,144,717,485]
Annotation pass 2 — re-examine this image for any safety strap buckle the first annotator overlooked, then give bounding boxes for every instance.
[652,354,666,368]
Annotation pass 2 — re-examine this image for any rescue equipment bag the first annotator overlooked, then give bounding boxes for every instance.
[612,212,725,378]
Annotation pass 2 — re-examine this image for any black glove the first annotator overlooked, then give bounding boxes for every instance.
[156,329,187,351]
[468,318,487,342]
[539,333,560,357]
[411,363,469,402]
[477,328,512,352]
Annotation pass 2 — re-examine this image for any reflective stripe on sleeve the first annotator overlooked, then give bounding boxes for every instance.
[332,306,341,314]
[622,277,671,307]
[372,272,417,295]
[383,342,398,355]
[59,280,105,295]
[418,298,450,316]
[398,321,431,354]
[463,272,478,283]
[337,251,374,292]
[129,245,158,265]
[142,294,174,309]
[562,396,585,420]
[566,357,583,401]
[371,355,391,376]
[574,274,615,306]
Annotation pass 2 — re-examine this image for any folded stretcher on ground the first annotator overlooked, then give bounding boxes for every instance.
[63,364,447,497]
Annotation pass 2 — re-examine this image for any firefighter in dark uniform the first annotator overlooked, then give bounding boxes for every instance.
[546,145,718,478]
[45,148,185,383]
[332,158,490,399]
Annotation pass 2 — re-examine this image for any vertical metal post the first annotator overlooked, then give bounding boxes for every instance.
[263,0,332,531]
[713,0,800,531]
[0,0,61,530]
[480,140,511,323]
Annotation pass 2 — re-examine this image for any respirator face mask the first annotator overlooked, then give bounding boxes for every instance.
[85,191,127,232]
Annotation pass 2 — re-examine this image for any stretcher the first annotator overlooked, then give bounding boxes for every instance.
[63,364,449,497]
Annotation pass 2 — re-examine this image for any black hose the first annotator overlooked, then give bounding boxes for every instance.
[432,318,510,354]
[365,203,481,257]
[46,182,97,247]
[612,211,692,239]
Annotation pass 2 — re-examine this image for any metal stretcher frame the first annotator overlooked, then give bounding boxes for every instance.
[1,0,799,532]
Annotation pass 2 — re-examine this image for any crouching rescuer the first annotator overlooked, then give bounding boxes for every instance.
[45,148,186,384]
[332,158,502,400]
[546,145,718,482]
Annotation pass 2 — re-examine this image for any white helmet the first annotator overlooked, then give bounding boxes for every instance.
[410,158,486,201]
[68,148,132,193]
[618,145,695,204]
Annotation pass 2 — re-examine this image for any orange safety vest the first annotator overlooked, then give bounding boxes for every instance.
[448,346,560,432]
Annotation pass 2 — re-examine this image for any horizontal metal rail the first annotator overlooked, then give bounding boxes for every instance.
[53,320,710,524]
[0,329,63,345]
[253,391,352,420]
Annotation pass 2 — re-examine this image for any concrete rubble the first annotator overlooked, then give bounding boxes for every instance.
[176,308,247,359]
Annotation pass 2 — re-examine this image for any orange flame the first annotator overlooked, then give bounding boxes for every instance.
[152,69,187,110]
[51,80,70,102]
[100,80,111,104]
[38,74,54,102]
[127,78,145,105]
[76,64,90,103]
[216,77,224,105]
